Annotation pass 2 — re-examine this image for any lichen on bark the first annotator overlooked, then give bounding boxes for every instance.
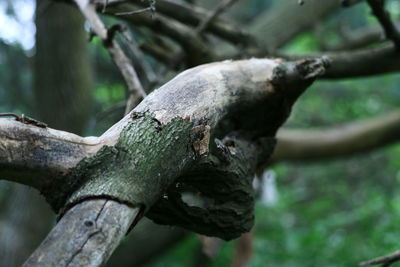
[57,114,194,213]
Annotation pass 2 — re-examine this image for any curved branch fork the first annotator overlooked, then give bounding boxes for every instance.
[0,58,326,266]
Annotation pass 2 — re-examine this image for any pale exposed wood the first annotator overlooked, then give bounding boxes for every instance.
[0,118,100,189]
[24,199,139,267]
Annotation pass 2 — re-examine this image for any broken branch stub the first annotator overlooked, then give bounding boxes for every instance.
[40,58,326,240]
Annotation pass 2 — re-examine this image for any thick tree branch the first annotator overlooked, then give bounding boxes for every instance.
[1,58,325,266]
[270,110,400,164]
[283,44,400,78]
[24,199,139,266]
[0,118,101,189]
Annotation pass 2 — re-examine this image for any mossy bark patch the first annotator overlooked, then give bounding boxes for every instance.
[59,115,194,212]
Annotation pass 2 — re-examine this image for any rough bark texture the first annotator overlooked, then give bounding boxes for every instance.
[24,200,139,267]
[1,58,325,241]
[0,118,100,189]
[59,58,324,240]
[1,58,325,266]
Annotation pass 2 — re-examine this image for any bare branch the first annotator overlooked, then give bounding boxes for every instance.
[1,58,325,265]
[270,110,400,164]
[360,249,400,266]
[282,44,400,79]
[106,5,216,66]
[366,0,400,49]
[0,118,100,189]
[94,0,257,48]
[196,0,239,35]
[326,24,387,51]
[118,25,158,93]
[74,0,146,113]
[24,199,140,267]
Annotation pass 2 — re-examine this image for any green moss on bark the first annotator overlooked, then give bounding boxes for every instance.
[67,115,193,211]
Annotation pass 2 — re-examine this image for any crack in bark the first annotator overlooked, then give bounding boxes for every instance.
[65,229,103,266]
[65,200,108,266]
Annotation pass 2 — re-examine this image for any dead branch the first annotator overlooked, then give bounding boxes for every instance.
[1,58,325,266]
[270,110,400,164]
[94,0,257,48]
[366,0,400,49]
[360,249,400,267]
[195,0,239,35]
[74,0,146,112]
[24,199,139,266]
[282,43,400,78]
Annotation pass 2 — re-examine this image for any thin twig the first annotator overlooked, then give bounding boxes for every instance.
[118,25,158,92]
[74,0,146,114]
[115,7,153,16]
[196,0,239,35]
[360,250,400,266]
[115,0,156,17]
[0,113,47,128]
[0,113,20,119]
[366,0,400,49]
[102,0,108,13]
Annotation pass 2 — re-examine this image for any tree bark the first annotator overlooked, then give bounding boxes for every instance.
[24,200,139,267]
[1,57,325,266]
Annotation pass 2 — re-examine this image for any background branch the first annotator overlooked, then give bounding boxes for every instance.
[366,0,400,49]
[196,0,239,35]
[270,110,400,164]
[283,44,400,78]
[360,249,400,266]
[74,0,146,113]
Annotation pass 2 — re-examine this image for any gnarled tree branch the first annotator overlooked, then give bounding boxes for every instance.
[1,58,325,266]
